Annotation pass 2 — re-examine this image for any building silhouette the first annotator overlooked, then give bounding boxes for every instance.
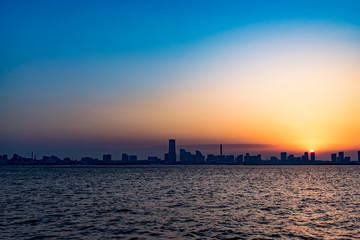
[180,149,188,164]
[195,150,205,164]
[358,151,360,162]
[281,152,287,163]
[331,153,337,163]
[103,154,111,162]
[310,151,315,162]
[168,139,176,163]
[129,155,137,164]
[236,154,243,164]
[244,153,262,164]
[338,152,344,164]
[303,152,309,162]
[122,153,129,163]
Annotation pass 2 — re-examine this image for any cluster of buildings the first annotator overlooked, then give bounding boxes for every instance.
[266,151,315,165]
[1,139,360,165]
[330,152,352,164]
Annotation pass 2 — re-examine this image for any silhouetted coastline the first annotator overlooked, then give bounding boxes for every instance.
[1,139,360,166]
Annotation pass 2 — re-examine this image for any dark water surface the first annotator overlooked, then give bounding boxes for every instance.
[1,165,360,239]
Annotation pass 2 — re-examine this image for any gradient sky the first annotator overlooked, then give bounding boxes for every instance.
[1,0,360,159]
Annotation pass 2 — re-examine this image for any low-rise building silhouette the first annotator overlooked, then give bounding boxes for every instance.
[103,154,111,162]
[122,153,129,163]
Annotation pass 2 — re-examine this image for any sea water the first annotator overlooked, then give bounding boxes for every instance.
[1,165,360,239]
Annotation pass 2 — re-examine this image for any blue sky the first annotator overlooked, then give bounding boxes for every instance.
[1,0,359,75]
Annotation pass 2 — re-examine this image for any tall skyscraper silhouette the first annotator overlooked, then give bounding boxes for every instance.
[338,152,344,164]
[310,151,315,162]
[168,139,176,163]
[220,144,223,156]
[358,151,360,162]
[303,152,309,161]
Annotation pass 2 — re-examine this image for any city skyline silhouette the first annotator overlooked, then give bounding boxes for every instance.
[1,139,360,165]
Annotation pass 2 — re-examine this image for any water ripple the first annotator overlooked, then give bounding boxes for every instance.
[1,165,360,239]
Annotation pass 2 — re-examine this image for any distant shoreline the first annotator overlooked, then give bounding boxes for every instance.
[1,162,360,166]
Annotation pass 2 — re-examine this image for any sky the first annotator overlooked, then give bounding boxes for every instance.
[1,0,360,160]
